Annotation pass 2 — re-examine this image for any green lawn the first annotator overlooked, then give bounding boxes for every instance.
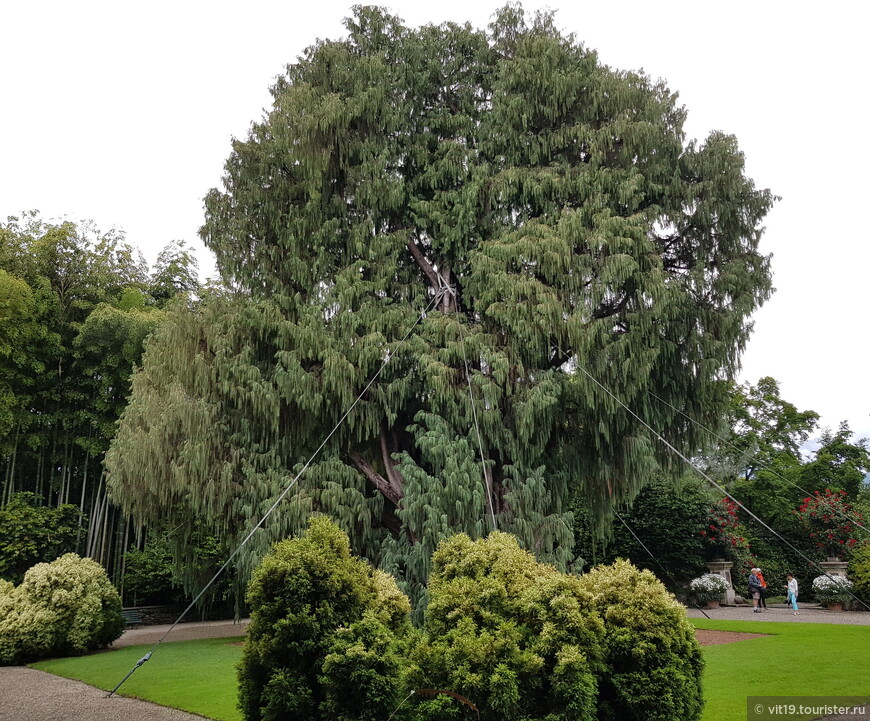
[694,619,870,721]
[30,621,870,721]
[32,637,244,721]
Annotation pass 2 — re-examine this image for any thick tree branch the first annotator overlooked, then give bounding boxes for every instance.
[347,451,403,506]
[406,238,440,289]
[591,292,632,320]
[406,238,457,312]
[380,429,405,496]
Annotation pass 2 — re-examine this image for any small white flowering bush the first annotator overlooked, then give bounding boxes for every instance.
[0,553,124,665]
[812,575,853,604]
[689,574,729,603]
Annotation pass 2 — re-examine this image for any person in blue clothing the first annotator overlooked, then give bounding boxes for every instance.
[786,573,800,615]
[748,568,763,613]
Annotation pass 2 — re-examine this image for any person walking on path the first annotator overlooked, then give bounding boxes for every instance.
[757,568,768,610]
[749,568,764,613]
[786,573,800,615]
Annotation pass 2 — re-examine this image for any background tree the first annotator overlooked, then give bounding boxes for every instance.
[149,239,200,305]
[0,212,163,585]
[572,476,713,581]
[708,376,819,482]
[0,493,80,583]
[799,422,870,498]
[106,6,774,603]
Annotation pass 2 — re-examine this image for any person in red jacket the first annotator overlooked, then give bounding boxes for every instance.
[757,569,768,610]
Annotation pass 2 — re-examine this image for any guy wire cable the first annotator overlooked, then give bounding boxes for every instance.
[575,363,870,612]
[455,311,498,532]
[612,508,711,620]
[648,390,869,535]
[107,290,442,698]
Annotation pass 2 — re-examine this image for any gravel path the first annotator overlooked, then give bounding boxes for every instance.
[112,618,250,648]
[0,619,250,721]
[0,666,207,721]
[686,603,870,625]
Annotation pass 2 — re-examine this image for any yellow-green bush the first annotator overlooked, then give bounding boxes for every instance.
[576,559,704,721]
[239,516,411,721]
[0,553,124,665]
[406,532,605,721]
[848,543,870,607]
[240,525,704,721]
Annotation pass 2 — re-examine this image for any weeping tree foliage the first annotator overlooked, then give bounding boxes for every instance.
[106,5,774,602]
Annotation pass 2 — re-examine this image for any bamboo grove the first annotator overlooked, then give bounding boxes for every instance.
[107,6,773,604]
[0,212,197,586]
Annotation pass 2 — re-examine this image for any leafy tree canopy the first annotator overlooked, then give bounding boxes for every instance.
[711,376,819,482]
[149,239,200,305]
[0,493,81,583]
[800,422,870,498]
[106,5,774,601]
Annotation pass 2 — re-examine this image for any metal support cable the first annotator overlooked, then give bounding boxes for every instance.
[455,315,498,532]
[107,292,440,698]
[648,390,868,535]
[576,364,869,612]
[612,508,711,620]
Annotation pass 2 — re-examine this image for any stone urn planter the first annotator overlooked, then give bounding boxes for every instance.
[705,600,720,609]
[827,602,845,612]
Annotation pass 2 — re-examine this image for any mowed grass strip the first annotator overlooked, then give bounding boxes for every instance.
[30,621,869,721]
[692,618,870,721]
[32,636,244,721]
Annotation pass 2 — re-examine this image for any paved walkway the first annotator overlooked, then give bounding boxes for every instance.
[686,602,870,625]
[112,617,250,648]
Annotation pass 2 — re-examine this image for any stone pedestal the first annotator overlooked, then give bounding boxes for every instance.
[820,558,849,579]
[706,559,735,604]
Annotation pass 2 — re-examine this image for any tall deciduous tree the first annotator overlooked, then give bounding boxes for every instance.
[106,6,774,601]
[712,376,820,482]
[149,240,200,305]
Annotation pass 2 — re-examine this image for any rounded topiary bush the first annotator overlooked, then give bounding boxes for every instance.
[406,532,605,721]
[576,559,704,721]
[0,553,124,665]
[239,516,411,721]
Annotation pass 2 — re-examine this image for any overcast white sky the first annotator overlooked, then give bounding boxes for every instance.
[2,1,868,442]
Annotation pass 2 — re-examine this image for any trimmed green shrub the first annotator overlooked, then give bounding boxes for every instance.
[848,543,870,606]
[0,553,123,665]
[239,524,705,721]
[239,516,410,721]
[576,559,704,721]
[573,477,712,581]
[406,532,605,721]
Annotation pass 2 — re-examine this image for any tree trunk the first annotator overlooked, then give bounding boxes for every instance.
[76,450,90,553]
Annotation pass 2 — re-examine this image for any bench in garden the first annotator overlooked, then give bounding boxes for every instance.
[120,608,143,628]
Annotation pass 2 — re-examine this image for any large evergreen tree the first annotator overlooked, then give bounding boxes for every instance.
[106,6,774,602]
